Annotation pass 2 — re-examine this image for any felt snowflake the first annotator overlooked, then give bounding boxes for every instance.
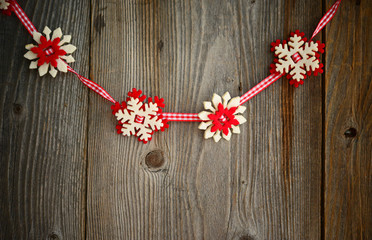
[0,0,11,15]
[111,88,169,143]
[24,26,76,77]
[270,30,325,87]
[198,92,246,142]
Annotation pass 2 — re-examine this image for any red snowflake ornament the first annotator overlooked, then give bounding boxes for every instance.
[24,27,76,77]
[111,88,169,144]
[270,30,325,87]
[30,35,67,68]
[198,92,247,142]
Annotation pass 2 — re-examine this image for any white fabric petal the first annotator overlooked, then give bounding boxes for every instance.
[212,93,222,109]
[25,44,36,50]
[24,51,38,60]
[60,44,77,54]
[227,96,241,109]
[32,31,42,44]
[234,115,247,124]
[213,130,222,142]
[61,55,75,63]
[58,35,72,46]
[204,126,215,139]
[38,63,49,76]
[52,27,63,40]
[56,58,68,72]
[203,101,215,112]
[43,26,52,40]
[222,92,231,107]
[231,125,240,134]
[222,129,232,141]
[198,121,212,130]
[29,61,38,69]
[49,66,58,78]
[235,105,246,114]
[198,111,211,121]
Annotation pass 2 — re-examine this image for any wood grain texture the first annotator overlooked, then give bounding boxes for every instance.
[0,1,89,239]
[1,0,370,240]
[87,0,323,239]
[324,0,372,239]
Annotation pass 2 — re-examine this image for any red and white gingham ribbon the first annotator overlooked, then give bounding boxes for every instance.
[162,113,201,122]
[240,73,283,105]
[67,66,116,103]
[310,0,342,40]
[10,0,37,35]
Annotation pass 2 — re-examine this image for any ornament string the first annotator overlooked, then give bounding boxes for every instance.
[7,0,341,122]
[310,0,342,40]
[67,66,116,103]
[10,0,37,35]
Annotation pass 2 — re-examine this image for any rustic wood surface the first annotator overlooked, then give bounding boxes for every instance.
[0,0,370,239]
[325,0,372,239]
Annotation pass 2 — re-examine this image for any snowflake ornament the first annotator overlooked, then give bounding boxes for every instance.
[270,30,325,87]
[0,0,11,15]
[111,88,169,143]
[198,92,246,142]
[24,26,76,77]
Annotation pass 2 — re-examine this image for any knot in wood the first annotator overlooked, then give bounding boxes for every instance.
[344,127,357,138]
[47,233,60,240]
[145,150,165,169]
[240,235,255,240]
[13,103,23,114]
[157,40,164,51]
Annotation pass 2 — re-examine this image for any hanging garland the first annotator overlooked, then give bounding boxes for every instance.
[2,0,342,143]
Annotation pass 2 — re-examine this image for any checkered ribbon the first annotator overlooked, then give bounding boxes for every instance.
[10,0,37,35]
[240,73,283,105]
[310,0,342,40]
[162,113,201,122]
[67,66,116,103]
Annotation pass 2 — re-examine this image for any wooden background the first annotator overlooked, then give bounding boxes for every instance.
[0,0,371,239]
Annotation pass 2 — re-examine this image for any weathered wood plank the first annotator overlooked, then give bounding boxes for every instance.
[0,1,89,239]
[88,0,323,239]
[324,0,372,239]
[228,0,325,239]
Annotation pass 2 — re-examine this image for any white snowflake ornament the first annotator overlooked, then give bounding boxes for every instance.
[270,30,325,87]
[111,88,169,143]
[24,26,76,77]
[198,92,246,142]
